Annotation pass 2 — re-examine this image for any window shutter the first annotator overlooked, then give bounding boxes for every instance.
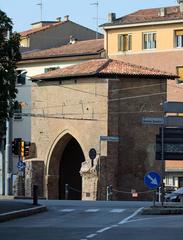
[177,67,183,80]
[128,34,132,50]
[123,34,128,51]
[118,35,123,51]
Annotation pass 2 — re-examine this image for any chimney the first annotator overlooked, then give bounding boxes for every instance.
[69,35,77,44]
[56,17,61,22]
[159,7,167,17]
[64,15,69,22]
[108,13,116,23]
[178,0,183,13]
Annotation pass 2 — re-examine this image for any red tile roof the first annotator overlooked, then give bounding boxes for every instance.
[21,39,104,60]
[32,59,177,81]
[20,21,66,37]
[101,6,183,27]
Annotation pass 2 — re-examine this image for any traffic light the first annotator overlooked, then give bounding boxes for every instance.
[20,140,24,158]
[12,138,21,155]
[24,141,31,158]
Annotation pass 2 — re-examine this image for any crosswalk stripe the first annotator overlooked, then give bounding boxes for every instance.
[85,209,99,212]
[110,209,125,213]
[60,209,75,212]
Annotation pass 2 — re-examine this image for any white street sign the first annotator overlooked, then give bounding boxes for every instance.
[142,117,164,125]
[100,136,120,142]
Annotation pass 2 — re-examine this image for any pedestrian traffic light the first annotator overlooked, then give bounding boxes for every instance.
[12,138,21,155]
[24,141,31,158]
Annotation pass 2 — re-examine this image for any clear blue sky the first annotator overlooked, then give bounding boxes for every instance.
[0,0,178,33]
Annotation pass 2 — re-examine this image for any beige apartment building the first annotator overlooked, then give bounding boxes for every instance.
[101,2,183,189]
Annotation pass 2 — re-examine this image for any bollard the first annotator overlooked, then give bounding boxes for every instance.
[109,185,113,201]
[65,184,69,200]
[106,185,113,201]
[106,186,110,201]
[33,185,38,205]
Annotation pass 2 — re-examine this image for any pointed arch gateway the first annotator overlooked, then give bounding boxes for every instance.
[47,133,85,199]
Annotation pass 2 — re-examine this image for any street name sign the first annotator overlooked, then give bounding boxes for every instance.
[144,171,161,189]
[163,101,183,113]
[142,117,164,125]
[100,136,120,142]
[164,116,183,127]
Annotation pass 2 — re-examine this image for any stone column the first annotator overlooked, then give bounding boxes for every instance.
[24,160,44,198]
[80,156,99,200]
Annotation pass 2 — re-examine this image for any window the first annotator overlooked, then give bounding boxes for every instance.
[175,30,183,48]
[13,101,22,120]
[44,67,60,73]
[176,66,183,84]
[143,32,156,49]
[118,34,132,52]
[16,70,26,85]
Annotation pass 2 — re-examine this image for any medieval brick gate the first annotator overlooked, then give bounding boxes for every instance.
[25,131,101,200]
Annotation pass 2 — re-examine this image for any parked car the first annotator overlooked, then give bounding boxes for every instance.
[165,187,183,202]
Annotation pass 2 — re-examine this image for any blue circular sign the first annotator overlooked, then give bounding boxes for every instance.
[144,171,161,189]
[89,148,97,160]
[17,161,26,170]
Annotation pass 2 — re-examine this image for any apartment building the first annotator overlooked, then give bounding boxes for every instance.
[101,1,183,189]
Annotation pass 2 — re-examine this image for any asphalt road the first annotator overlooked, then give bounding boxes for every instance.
[0,200,183,240]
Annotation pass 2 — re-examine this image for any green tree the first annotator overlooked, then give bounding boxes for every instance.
[0,10,21,137]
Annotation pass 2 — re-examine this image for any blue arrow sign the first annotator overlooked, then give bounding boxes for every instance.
[144,171,161,189]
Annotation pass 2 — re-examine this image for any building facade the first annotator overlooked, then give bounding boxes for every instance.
[12,39,104,192]
[25,59,176,200]
[20,16,103,52]
[101,3,183,189]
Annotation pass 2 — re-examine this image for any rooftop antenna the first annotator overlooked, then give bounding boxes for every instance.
[91,0,99,39]
[37,0,43,21]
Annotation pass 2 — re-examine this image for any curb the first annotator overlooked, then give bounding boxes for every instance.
[0,205,47,223]
[142,207,183,215]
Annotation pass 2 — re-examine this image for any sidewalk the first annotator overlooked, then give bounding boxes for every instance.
[142,202,183,215]
[0,197,47,222]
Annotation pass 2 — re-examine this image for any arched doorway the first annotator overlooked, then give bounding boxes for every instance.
[59,138,85,200]
[47,133,85,200]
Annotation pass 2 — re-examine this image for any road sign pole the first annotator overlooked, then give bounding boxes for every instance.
[161,125,165,207]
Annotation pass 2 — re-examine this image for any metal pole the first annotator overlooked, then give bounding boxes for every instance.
[109,185,113,201]
[161,125,165,207]
[106,185,110,201]
[33,185,38,205]
[98,139,101,199]
[5,119,13,195]
[65,184,69,200]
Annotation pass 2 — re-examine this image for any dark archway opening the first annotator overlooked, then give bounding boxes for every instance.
[59,137,85,200]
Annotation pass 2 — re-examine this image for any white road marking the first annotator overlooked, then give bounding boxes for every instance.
[110,209,125,213]
[97,226,112,233]
[118,207,144,224]
[60,209,75,212]
[86,233,97,238]
[85,209,99,212]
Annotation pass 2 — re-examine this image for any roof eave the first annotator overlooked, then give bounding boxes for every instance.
[32,72,177,82]
[98,73,177,79]
[102,19,183,30]
[32,72,98,82]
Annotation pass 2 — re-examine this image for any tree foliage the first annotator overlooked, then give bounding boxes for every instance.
[0,10,21,137]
